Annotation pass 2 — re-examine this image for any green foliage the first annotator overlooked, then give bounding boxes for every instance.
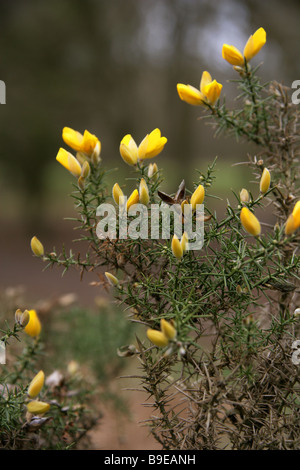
[47,305,135,382]
[0,316,97,450]
[29,35,300,450]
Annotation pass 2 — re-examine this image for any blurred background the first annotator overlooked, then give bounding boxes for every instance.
[0,0,299,449]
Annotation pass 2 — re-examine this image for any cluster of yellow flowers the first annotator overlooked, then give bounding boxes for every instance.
[14,309,49,415]
[56,127,101,188]
[112,178,149,211]
[239,167,271,237]
[38,26,300,356]
[285,201,300,235]
[119,128,167,166]
[238,167,300,237]
[177,27,266,108]
[26,370,50,415]
[147,319,177,348]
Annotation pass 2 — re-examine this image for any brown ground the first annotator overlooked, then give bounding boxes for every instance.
[89,390,161,450]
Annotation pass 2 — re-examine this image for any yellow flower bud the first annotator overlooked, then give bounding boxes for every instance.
[240,188,250,203]
[285,201,300,235]
[81,130,101,157]
[105,272,119,286]
[91,141,101,163]
[292,200,300,227]
[181,200,192,220]
[180,232,189,252]
[26,400,50,415]
[56,148,82,177]
[222,44,244,66]
[138,129,167,160]
[112,183,124,205]
[62,127,84,152]
[203,80,223,106]
[240,207,261,237]
[177,71,222,107]
[28,370,45,398]
[171,235,183,259]
[243,27,266,62]
[24,310,42,338]
[160,319,176,340]
[177,83,206,106]
[146,329,169,347]
[148,163,159,181]
[139,178,150,205]
[260,168,271,193]
[119,134,138,166]
[190,184,205,210]
[62,127,101,157]
[285,214,297,236]
[126,189,139,211]
[222,28,266,66]
[30,236,44,257]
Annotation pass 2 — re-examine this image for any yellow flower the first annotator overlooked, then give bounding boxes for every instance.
[120,129,167,165]
[171,235,183,259]
[24,310,42,338]
[120,134,139,166]
[292,200,300,226]
[285,214,297,236]
[126,189,139,211]
[62,127,101,158]
[222,45,244,66]
[176,84,206,106]
[147,329,169,348]
[222,27,266,66]
[177,71,222,107]
[138,129,168,160]
[26,401,50,415]
[30,236,44,257]
[28,371,45,398]
[240,207,261,236]
[112,183,124,205]
[190,184,205,210]
[180,232,189,252]
[105,272,119,286]
[260,168,271,193]
[285,201,300,235]
[56,148,82,177]
[243,27,267,62]
[203,80,223,106]
[160,319,176,340]
[139,178,150,205]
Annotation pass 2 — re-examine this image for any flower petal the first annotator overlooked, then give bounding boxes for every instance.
[222,44,244,66]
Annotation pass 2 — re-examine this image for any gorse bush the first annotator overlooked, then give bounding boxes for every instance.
[29,27,300,450]
[0,307,98,449]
